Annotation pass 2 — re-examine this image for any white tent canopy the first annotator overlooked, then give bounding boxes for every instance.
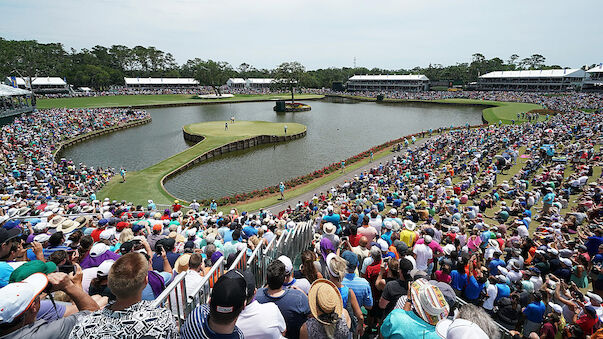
[480,69,585,79]
[6,77,67,86]
[124,77,199,85]
[348,74,429,81]
[587,64,603,74]
[0,84,31,97]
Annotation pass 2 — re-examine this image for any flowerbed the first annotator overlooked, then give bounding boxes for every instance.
[200,124,488,206]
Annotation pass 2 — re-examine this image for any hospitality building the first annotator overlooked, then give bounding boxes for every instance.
[345,74,430,92]
[5,76,69,94]
[478,69,585,91]
[0,84,34,118]
[124,77,199,89]
[226,78,246,89]
[583,64,603,92]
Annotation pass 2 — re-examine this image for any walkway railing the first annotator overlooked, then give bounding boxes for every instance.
[151,221,315,328]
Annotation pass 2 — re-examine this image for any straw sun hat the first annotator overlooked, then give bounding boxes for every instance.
[308,279,343,325]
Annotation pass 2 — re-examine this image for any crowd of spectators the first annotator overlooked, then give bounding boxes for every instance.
[0,92,601,338]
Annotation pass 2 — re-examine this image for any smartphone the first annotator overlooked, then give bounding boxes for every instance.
[58,264,75,275]
[156,244,164,255]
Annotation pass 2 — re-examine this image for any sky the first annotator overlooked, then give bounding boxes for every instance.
[1,0,601,70]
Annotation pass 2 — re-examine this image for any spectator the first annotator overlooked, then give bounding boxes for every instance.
[255,259,310,339]
[299,279,350,339]
[236,269,287,338]
[181,269,246,339]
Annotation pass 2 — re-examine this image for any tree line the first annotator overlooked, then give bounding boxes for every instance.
[0,38,596,89]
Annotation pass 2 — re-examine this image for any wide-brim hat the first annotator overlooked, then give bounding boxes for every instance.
[322,222,336,235]
[57,219,81,233]
[404,219,416,231]
[308,279,343,325]
[410,278,449,326]
[81,206,94,213]
[186,209,196,216]
[75,216,92,228]
[48,216,66,228]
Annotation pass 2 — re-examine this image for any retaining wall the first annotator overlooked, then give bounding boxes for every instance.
[159,128,307,197]
[53,117,152,160]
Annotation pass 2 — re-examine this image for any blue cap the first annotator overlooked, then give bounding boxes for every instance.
[98,219,108,226]
[132,223,144,232]
[341,250,358,270]
[3,220,20,230]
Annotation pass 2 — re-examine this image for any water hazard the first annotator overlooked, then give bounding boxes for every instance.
[59,98,483,200]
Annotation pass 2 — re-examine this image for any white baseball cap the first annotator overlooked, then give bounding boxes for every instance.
[90,243,109,258]
[33,233,51,243]
[97,260,115,277]
[277,255,293,274]
[0,273,48,324]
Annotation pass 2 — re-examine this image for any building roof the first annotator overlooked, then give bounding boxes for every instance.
[480,69,585,79]
[0,84,31,97]
[587,64,603,73]
[348,74,429,81]
[123,77,199,85]
[227,78,246,84]
[246,78,275,84]
[6,77,67,86]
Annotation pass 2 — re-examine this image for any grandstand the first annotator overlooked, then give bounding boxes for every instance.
[226,78,246,89]
[245,78,275,89]
[583,64,603,92]
[0,83,34,118]
[4,76,69,94]
[345,74,430,92]
[124,77,200,89]
[478,69,585,91]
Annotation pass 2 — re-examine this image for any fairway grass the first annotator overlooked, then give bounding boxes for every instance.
[37,93,325,109]
[96,121,306,205]
[330,95,543,124]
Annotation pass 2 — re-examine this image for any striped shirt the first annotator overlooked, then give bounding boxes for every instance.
[181,304,244,339]
[342,273,374,308]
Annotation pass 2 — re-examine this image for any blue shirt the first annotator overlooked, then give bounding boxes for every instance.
[255,288,310,339]
[450,270,467,292]
[543,193,555,204]
[489,258,506,275]
[523,301,546,323]
[464,275,485,300]
[342,273,373,308]
[181,304,244,339]
[381,309,439,339]
[322,213,341,227]
[495,283,511,301]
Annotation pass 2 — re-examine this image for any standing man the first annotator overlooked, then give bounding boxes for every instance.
[119,167,126,183]
[279,182,285,200]
[225,122,228,130]
[341,159,346,173]
[284,125,288,135]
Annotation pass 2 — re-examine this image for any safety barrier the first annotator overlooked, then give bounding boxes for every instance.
[151,222,315,328]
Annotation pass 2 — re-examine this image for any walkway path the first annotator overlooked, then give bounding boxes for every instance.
[265,136,431,214]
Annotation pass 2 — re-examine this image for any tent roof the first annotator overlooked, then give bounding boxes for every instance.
[123,77,199,85]
[480,69,585,78]
[587,65,603,73]
[227,78,246,84]
[0,84,31,97]
[6,77,67,86]
[246,78,274,84]
[348,74,429,81]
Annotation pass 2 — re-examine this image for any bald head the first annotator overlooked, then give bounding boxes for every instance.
[359,236,368,248]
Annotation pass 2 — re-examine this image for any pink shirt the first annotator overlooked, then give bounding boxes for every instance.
[358,225,378,243]
[435,270,452,283]
[415,238,443,254]
[467,235,482,251]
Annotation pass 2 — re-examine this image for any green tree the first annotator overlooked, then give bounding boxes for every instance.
[273,61,305,103]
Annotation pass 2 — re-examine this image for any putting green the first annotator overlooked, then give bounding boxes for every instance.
[96,121,306,205]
